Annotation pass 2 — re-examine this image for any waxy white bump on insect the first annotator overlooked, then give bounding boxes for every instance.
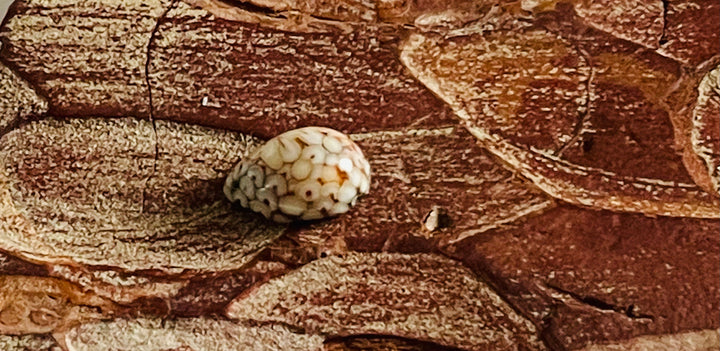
[225,127,371,222]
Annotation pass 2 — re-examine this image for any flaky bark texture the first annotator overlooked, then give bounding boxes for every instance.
[227,252,546,350]
[0,0,718,350]
[60,318,325,351]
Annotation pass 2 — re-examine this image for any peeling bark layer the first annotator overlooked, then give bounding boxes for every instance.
[227,252,547,350]
[0,0,171,117]
[445,205,720,349]
[0,117,284,273]
[0,0,718,349]
[0,276,116,335]
[690,65,720,194]
[61,317,325,351]
[147,1,454,137]
[400,6,719,218]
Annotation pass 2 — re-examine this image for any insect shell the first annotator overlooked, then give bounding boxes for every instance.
[224,127,371,223]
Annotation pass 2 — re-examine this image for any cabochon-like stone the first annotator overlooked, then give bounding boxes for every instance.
[225,127,371,222]
[226,252,546,351]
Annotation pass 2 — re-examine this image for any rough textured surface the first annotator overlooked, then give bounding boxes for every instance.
[62,317,325,351]
[289,126,553,252]
[578,329,720,351]
[656,0,720,66]
[47,264,189,305]
[0,117,284,273]
[690,65,720,194]
[148,1,454,138]
[0,250,47,276]
[227,252,546,350]
[574,0,663,49]
[0,276,116,335]
[400,6,719,218]
[227,0,377,22]
[0,0,170,117]
[0,0,718,350]
[325,335,464,351]
[444,205,720,350]
[0,62,47,133]
[0,334,60,351]
[168,260,289,317]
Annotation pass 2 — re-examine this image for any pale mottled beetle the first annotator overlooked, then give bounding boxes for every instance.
[225,127,371,222]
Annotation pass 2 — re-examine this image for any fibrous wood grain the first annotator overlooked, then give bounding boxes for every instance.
[227,252,546,350]
[61,317,325,351]
[147,0,454,137]
[0,117,284,273]
[445,205,719,349]
[400,7,719,218]
[0,276,116,335]
[0,0,171,117]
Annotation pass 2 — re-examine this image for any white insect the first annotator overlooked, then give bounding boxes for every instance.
[224,127,371,223]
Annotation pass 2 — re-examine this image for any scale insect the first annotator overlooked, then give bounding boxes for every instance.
[225,127,371,222]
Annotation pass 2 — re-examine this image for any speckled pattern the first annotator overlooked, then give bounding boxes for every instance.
[0,0,718,350]
[227,252,547,350]
[62,317,325,351]
[225,127,371,222]
[0,334,60,351]
[0,117,285,273]
[0,63,47,133]
[400,7,719,218]
[691,65,720,194]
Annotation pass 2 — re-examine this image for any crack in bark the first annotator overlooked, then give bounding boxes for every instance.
[546,283,654,321]
[325,333,466,350]
[141,0,177,214]
[218,0,283,17]
[658,0,669,46]
[555,47,595,157]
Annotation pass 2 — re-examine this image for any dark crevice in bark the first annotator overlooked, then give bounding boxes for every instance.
[659,0,669,46]
[555,47,595,157]
[546,283,655,321]
[218,0,282,16]
[142,0,177,214]
[325,334,465,350]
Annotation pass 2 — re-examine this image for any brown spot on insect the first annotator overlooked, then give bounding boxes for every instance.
[225,127,371,222]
